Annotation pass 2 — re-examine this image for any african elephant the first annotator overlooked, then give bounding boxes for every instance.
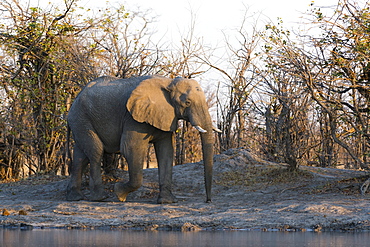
[66,75,218,203]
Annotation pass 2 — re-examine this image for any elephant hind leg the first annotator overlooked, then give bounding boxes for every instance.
[66,145,88,201]
[85,137,106,201]
[69,129,106,202]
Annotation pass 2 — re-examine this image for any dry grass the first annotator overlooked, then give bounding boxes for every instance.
[215,165,313,187]
[308,176,368,195]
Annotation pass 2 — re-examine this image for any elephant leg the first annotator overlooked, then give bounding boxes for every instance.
[70,129,106,201]
[86,136,106,201]
[66,145,88,201]
[114,134,147,202]
[154,133,178,204]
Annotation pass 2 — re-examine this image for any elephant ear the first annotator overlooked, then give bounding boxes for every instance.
[127,76,178,132]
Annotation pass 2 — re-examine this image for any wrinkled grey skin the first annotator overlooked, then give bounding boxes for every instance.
[66,75,215,203]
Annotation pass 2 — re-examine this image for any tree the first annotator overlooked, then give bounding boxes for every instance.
[258,0,370,172]
[0,0,218,179]
[306,0,370,169]
[201,16,261,152]
[0,0,163,179]
[0,0,85,177]
[162,16,215,165]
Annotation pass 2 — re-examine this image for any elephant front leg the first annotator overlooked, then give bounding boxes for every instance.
[154,134,178,204]
[115,137,146,202]
[114,173,143,202]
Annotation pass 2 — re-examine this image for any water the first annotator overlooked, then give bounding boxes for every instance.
[1,228,370,247]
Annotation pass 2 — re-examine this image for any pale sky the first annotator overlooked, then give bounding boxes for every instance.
[75,0,339,85]
[78,0,340,45]
[29,0,340,46]
[28,0,341,113]
[31,0,340,82]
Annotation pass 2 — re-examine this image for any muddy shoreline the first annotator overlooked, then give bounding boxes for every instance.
[1,148,370,232]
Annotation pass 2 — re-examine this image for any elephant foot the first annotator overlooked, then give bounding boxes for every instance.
[66,188,84,201]
[114,182,130,202]
[157,191,178,204]
[89,187,107,202]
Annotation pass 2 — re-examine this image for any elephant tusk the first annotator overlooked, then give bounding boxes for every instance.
[194,125,207,133]
[213,126,222,133]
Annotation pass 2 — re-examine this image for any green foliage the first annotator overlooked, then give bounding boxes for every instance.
[0,0,208,179]
[259,0,370,169]
[3,0,369,182]
[0,0,137,178]
[0,2,76,175]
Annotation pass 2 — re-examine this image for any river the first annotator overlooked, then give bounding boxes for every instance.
[1,228,370,247]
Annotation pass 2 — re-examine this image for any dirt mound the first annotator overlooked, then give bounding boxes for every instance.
[1,148,370,231]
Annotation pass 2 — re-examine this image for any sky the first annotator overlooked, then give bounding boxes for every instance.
[78,0,340,44]
[28,0,341,112]
[30,0,340,50]
[75,0,340,71]
[31,0,340,83]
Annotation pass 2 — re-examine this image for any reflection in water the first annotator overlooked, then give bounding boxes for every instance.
[1,229,370,247]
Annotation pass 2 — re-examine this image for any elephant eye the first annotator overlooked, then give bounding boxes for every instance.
[180,93,191,107]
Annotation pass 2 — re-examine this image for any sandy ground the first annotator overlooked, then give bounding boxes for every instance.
[1,148,370,231]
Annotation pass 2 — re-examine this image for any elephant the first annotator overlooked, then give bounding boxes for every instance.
[66,75,219,203]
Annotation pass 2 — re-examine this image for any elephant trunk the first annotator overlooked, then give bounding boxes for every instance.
[200,126,214,203]
[187,104,215,202]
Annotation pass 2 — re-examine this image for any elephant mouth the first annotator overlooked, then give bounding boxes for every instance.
[182,108,221,134]
[193,125,222,133]
[194,125,207,133]
[181,115,207,133]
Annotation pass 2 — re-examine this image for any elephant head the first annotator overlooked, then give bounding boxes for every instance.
[127,76,216,202]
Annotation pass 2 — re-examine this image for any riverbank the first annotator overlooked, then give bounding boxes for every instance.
[1,148,370,231]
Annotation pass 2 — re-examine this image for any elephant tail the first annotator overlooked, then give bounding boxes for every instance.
[65,124,72,174]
